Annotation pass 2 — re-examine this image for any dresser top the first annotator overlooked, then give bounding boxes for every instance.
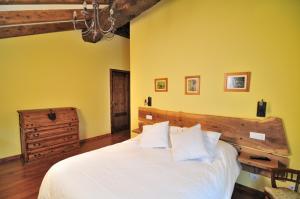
[17,107,76,113]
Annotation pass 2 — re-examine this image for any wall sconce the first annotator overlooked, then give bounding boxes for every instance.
[144,96,152,107]
[257,99,267,117]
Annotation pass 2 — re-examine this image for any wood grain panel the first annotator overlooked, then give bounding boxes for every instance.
[0,9,90,26]
[0,0,108,4]
[138,107,289,156]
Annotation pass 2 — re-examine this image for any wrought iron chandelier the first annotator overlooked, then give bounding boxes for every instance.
[73,0,116,41]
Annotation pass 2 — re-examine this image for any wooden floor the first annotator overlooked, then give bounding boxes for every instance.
[0,132,264,199]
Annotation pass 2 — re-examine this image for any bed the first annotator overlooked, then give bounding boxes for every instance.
[38,137,240,199]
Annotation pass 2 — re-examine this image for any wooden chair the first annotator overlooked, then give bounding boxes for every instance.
[264,168,300,199]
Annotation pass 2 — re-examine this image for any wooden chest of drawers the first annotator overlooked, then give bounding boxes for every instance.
[18,107,80,163]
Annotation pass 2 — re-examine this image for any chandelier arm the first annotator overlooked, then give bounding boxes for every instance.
[84,19,91,30]
[82,21,95,35]
[72,11,78,30]
[95,3,101,31]
[98,9,115,34]
[72,20,77,30]
[104,32,115,39]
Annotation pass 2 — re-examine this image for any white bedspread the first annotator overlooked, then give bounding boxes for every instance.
[38,139,240,199]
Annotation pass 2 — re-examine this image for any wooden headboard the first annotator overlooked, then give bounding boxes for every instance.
[137,107,289,158]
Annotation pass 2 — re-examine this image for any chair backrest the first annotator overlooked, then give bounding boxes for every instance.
[271,168,300,192]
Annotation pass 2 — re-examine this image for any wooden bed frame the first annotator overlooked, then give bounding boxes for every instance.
[135,107,289,177]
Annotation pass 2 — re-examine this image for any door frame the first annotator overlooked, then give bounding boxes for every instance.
[110,69,131,134]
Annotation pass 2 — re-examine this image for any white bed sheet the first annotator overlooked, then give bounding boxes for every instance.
[38,138,241,199]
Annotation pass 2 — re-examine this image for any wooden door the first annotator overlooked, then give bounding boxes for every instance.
[110,69,130,134]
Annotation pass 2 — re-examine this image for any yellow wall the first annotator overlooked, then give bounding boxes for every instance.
[130,0,300,190]
[0,31,129,159]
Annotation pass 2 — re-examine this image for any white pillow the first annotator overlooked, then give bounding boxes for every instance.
[170,125,220,150]
[182,124,201,131]
[170,124,201,134]
[169,125,201,148]
[170,125,211,161]
[169,126,183,134]
[202,130,221,157]
[139,121,170,148]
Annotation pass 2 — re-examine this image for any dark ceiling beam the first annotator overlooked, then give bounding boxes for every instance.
[0,0,108,4]
[0,9,90,26]
[0,21,85,39]
[0,21,129,39]
[0,21,130,39]
[0,0,160,42]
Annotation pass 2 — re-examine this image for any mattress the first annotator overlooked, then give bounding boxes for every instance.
[38,138,241,199]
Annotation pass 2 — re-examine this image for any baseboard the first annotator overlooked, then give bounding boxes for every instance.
[0,154,21,164]
[0,133,112,164]
[80,133,111,144]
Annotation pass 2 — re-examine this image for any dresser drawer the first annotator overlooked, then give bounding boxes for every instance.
[27,139,79,154]
[23,122,78,134]
[27,134,78,150]
[28,142,80,161]
[26,126,78,140]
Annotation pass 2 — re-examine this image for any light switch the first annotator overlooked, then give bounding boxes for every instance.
[146,115,152,120]
[249,132,265,141]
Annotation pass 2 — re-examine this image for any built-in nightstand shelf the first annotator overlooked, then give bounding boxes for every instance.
[237,151,287,177]
[238,152,279,171]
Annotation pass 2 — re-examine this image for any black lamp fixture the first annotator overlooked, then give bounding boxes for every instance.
[144,96,152,107]
[256,99,267,117]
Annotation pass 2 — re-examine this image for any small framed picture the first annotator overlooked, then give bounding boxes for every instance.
[185,75,200,95]
[155,78,168,92]
[224,72,251,92]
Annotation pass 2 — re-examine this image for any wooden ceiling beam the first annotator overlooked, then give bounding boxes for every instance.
[0,0,160,42]
[0,9,90,26]
[0,0,109,4]
[0,21,129,39]
[0,21,85,39]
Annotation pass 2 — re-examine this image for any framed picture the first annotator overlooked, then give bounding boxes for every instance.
[155,78,168,92]
[185,75,200,95]
[224,72,251,92]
